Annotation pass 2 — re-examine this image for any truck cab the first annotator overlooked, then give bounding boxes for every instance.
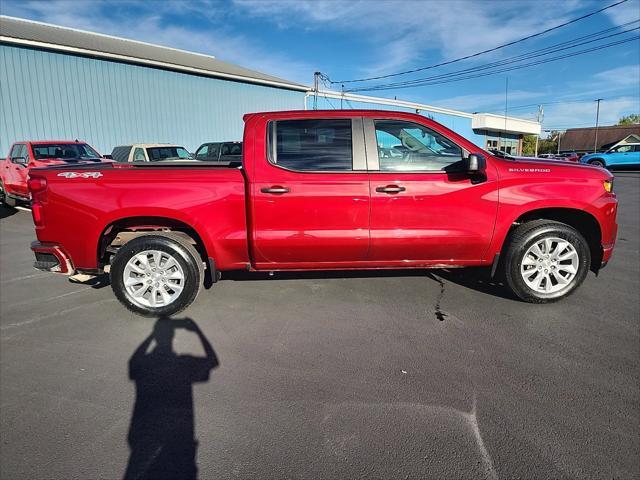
[111,144,193,162]
[194,141,242,164]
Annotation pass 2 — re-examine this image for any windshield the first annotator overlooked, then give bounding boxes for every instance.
[32,143,101,161]
[146,147,191,161]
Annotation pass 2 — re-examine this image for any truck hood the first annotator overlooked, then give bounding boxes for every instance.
[508,156,596,169]
[500,156,611,178]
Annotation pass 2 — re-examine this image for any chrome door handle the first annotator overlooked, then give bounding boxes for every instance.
[376,185,406,193]
[261,186,290,194]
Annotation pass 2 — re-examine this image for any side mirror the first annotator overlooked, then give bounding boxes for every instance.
[13,156,28,166]
[466,153,486,173]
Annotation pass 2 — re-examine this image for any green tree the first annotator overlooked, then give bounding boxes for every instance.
[618,114,640,125]
[522,135,537,156]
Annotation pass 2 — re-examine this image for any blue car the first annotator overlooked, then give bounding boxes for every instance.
[580,143,640,169]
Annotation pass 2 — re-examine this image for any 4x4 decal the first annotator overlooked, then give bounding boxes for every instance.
[57,172,103,179]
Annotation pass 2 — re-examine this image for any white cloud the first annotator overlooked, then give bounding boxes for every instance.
[592,65,640,88]
[604,0,640,27]
[429,90,543,113]
[233,0,588,78]
[1,0,313,84]
[542,96,640,129]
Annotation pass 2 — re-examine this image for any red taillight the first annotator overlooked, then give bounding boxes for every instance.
[27,177,47,193]
[32,203,44,226]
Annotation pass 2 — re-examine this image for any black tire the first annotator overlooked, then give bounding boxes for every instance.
[110,233,205,317]
[0,179,16,207]
[588,158,606,168]
[501,220,591,303]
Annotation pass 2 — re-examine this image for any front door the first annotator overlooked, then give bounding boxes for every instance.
[365,118,499,263]
[5,144,29,197]
[251,117,370,268]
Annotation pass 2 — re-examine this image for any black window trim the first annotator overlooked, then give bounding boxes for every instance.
[266,117,367,174]
[363,118,470,173]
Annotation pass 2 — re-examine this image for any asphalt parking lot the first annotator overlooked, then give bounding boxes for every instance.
[1,173,638,480]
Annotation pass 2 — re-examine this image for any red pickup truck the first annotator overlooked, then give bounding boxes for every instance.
[1,140,105,206]
[27,110,618,316]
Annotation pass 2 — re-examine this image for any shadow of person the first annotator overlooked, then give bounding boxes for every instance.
[124,317,218,480]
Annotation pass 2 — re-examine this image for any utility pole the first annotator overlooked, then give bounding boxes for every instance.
[535,104,543,157]
[557,130,562,155]
[503,77,509,152]
[313,72,320,110]
[594,98,603,153]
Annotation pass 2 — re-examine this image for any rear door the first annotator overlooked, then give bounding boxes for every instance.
[365,118,498,263]
[251,116,370,267]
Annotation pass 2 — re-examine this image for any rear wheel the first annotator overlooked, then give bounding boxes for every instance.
[502,220,590,303]
[588,158,606,168]
[110,233,204,317]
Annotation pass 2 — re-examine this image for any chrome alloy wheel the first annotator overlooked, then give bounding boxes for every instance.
[520,236,579,294]
[122,250,185,308]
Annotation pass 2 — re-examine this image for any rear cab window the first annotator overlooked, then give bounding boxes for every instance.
[146,147,191,161]
[31,143,100,161]
[111,146,132,163]
[267,119,356,171]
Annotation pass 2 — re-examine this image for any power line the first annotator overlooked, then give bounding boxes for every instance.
[348,35,639,92]
[330,0,629,84]
[349,24,639,91]
[486,98,607,114]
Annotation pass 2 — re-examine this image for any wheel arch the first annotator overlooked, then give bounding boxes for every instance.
[97,216,210,268]
[502,207,602,272]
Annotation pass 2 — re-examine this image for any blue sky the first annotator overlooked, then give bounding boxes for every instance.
[2,0,639,130]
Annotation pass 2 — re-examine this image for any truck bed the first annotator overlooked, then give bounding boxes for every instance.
[29,161,249,271]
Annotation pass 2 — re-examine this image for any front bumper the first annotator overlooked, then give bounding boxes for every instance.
[31,241,75,275]
[600,244,615,269]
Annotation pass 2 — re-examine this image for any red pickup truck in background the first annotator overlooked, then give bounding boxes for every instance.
[0,140,105,206]
[27,110,618,316]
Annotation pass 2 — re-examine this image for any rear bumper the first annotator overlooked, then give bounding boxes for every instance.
[30,241,75,275]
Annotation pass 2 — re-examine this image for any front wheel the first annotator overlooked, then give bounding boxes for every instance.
[502,220,591,303]
[110,233,204,317]
[588,158,606,168]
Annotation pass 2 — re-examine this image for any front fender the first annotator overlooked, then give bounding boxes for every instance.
[488,175,614,260]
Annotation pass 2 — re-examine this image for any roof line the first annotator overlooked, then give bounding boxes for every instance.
[312,89,474,118]
[0,15,218,61]
[0,36,310,91]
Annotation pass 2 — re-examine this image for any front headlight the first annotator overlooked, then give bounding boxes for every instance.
[603,179,613,193]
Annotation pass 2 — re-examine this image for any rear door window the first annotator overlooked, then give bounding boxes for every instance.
[268,119,353,171]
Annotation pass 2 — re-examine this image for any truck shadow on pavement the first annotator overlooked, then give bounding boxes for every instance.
[78,268,515,301]
[225,268,516,301]
[0,204,17,219]
[436,268,515,301]
[123,317,218,480]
